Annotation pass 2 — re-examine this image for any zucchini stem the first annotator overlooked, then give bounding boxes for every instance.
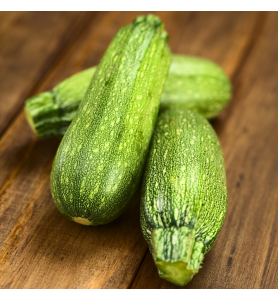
[152,226,204,286]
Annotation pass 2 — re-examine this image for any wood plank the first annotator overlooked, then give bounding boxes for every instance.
[0,169,145,288]
[201,11,278,289]
[132,12,278,289]
[0,12,263,289]
[0,12,93,137]
[0,12,22,36]
[160,11,263,78]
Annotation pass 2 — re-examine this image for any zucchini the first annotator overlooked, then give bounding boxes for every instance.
[141,108,227,286]
[25,56,231,137]
[160,55,231,119]
[25,67,96,137]
[50,15,171,226]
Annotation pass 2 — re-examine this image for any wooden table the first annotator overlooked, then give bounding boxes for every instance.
[0,11,277,289]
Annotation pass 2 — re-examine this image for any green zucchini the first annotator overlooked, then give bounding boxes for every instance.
[25,56,231,137]
[160,55,231,119]
[141,108,227,286]
[25,67,96,137]
[50,15,171,226]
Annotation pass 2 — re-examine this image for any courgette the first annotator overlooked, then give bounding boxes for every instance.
[25,67,96,137]
[25,56,231,137]
[160,55,231,118]
[141,108,227,286]
[50,15,171,226]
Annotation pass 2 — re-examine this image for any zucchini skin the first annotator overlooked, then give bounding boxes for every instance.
[50,15,171,226]
[25,56,231,137]
[160,55,231,119]
[141,108,227,286]
[25,67,96,137]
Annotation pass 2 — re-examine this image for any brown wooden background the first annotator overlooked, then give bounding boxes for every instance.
[0,11,277,289]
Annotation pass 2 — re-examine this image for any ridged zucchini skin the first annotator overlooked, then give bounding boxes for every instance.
[25,55,231,137]
[50,15,171,226]
[141,108,227,286]
[160,55,231,119]
[25,67,96,137]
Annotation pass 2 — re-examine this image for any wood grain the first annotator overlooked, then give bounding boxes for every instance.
[160,11,262,78]
[0,12,94,137]
[0,12,273,289]
[132,12,278,289]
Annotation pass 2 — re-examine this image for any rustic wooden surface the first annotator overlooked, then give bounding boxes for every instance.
[0,11,277,289]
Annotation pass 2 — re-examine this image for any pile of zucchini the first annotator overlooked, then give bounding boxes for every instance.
[25,14,229,286]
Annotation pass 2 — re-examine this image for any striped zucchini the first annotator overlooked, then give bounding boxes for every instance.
[141,109,227,286]
[25,56,231,137]
[25,67,96,137]
[50,15,171,226]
